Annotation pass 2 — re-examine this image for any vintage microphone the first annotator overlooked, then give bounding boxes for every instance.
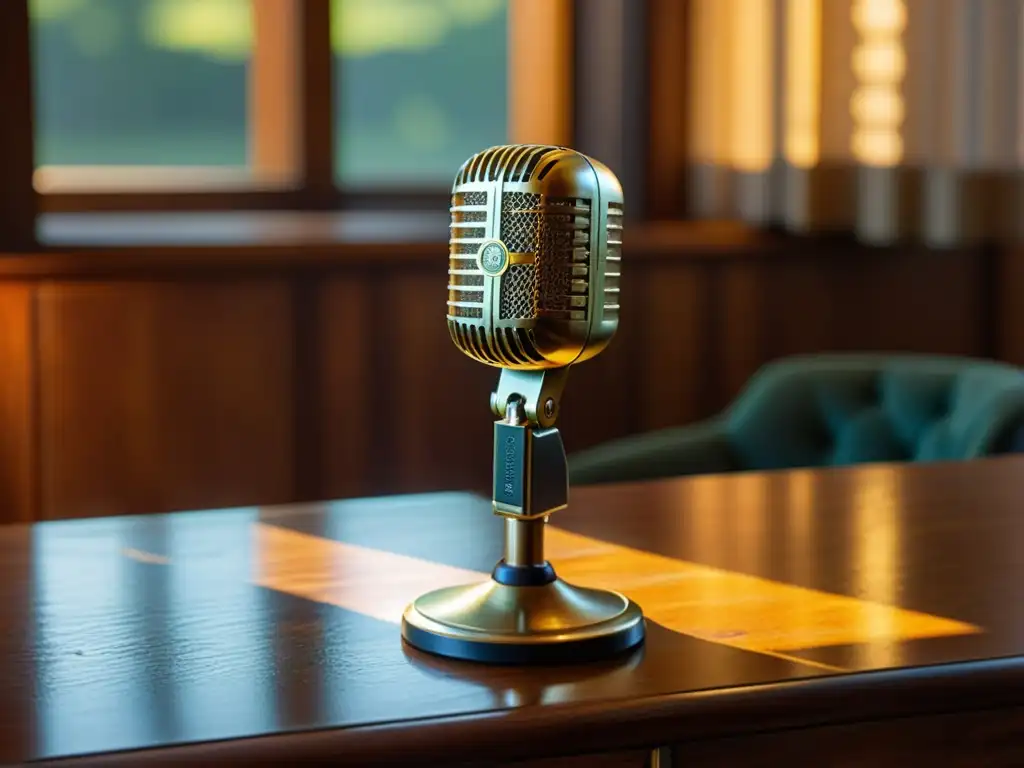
[401,144,645,664]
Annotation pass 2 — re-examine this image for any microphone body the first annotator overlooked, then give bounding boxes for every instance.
[401,144,644,666]
[447,145,623,372]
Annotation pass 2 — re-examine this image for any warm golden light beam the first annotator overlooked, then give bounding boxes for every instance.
[850,0,907,166]
[252,521,979,657]
[785,0,822,168]
[731,0,775,172]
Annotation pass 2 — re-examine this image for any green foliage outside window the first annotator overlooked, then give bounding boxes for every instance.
[31,0,508,182]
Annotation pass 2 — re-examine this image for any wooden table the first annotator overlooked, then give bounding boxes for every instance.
[4,457,1024,766]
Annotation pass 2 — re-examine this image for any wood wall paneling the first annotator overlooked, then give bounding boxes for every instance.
[718,261,766,403]
[0,284,36,524]
[388,269,495,497]
[635,265,709,433]
[36,280,295,520]
[715,244,984,407]
[558,267,641,453]
[0,232,1001,523]
[995,246,1024,365]
[320,277,372,500]
[755,259,837,358]
[821,245,984,355]
[559,259,709,453]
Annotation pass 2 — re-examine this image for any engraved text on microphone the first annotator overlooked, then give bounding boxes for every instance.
[503,435,517,498]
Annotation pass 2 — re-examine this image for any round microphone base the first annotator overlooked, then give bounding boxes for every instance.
[401,576,645,665]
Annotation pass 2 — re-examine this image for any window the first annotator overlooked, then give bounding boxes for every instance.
[4,0,576,224]
[28,0,517,201]
[31,0,253,191]
[331,0,509,186]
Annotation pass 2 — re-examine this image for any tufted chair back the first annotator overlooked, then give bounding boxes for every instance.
[725,355,1024,469]
[568,354,1024,486]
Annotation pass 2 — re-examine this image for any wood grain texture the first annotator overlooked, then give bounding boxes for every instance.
[635,265,707,432]
[0,226,998,523]
[647,0,689,218]
[670,707,1024,767]
[716,243,984,405]
[255,519,976,657]
[5,457,1024,765]
[558,258,644,451]
[0,284,36,523]
[997,245,1024,365]
[35,280,295,519]
[319,277,373,499]
[718,260,764,401]
[388,268,495,495]
[508,0,573,146]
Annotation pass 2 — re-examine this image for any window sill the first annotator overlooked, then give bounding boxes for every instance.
[0,211,778,278]
[40,210,451,250]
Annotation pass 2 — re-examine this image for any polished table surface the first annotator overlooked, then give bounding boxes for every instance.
[4,456,1024,765]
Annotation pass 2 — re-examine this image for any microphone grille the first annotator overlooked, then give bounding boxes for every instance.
[455,145,563,184]
[454,190,488,207]
[497,193,592,322]
[449,190,489,320]
[604,201,623,320]
[447,144,621,370]
[447,321,548,367]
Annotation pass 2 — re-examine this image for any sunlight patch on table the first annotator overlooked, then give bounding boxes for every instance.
[545,528,980,652]
[251,522,980,653]
[252,523,485,624]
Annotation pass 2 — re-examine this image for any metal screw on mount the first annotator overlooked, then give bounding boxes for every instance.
[543,398,556,420]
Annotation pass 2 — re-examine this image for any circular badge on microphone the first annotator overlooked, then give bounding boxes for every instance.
[477,239,510,277]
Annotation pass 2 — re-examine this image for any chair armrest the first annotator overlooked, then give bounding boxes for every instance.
[567,419,738,486]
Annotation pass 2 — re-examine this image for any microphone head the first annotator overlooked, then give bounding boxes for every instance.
[447,144,623,370]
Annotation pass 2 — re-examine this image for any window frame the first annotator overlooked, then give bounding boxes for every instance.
[0,0,35,250]
[0,0,674,251]
[25,0,573,215]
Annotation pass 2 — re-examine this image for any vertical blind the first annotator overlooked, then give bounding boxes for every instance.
[686,0,1023,246]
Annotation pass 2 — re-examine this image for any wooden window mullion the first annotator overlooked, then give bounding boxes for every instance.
[0,0,37,251]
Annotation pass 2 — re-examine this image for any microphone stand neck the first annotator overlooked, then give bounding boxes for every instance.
[400,365,646,665]
[490,368,571,585]
[504,516,546,567]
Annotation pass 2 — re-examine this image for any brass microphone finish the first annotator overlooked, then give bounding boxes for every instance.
[446,145,623,371]
[401,145,645,664]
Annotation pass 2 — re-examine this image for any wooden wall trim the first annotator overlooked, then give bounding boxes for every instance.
[0,216,776,279]
[647,0,690,218]
[249,0,334,192]
[298,0,336,200]
[0,285,37,523]
[572,0,649,221]
[508,0,574,146]
[251,0,303,183]
[0,0,36,251]
[291,276,325,502]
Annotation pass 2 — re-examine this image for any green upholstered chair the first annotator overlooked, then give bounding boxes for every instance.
[568,354,1024,486]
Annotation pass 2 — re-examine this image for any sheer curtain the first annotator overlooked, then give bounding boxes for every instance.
[686,0,1023,246]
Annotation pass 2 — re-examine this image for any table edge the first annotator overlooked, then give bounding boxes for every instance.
[27,654,1024,766]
